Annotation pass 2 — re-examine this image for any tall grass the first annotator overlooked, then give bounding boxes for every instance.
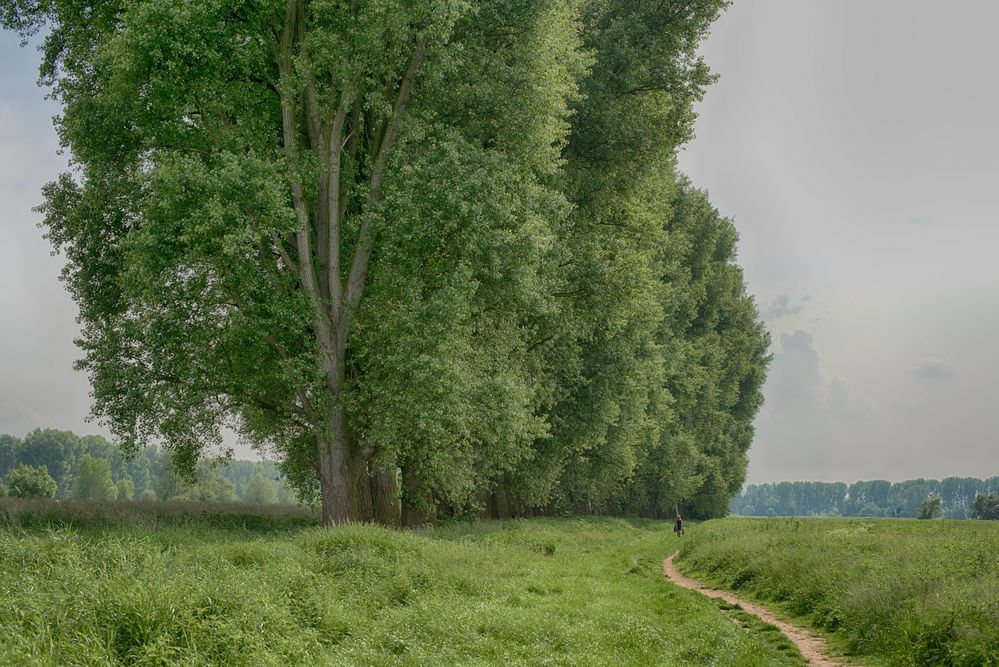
[677,518,999,666]
[1,508,803,665]
[0,497,320,531]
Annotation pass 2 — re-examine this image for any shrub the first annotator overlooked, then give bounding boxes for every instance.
[917,494,941,519]
[7,465,58,498]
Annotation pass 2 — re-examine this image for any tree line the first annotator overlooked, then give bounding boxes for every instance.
[0,429,293,503]
[731,478,999,519]
[2,0,769,525]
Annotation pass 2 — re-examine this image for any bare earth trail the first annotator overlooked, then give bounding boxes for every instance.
[663,552,853,667]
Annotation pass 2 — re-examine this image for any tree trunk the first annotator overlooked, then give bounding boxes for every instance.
[372,464,401,527]
[317,404,354,526]
[493,488,511,519]
[353,459,374,523]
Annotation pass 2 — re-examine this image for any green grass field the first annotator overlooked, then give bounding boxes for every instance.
[0,501,804,666]
[677,517,999,666]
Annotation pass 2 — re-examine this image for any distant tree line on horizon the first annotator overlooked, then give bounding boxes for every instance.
[731,478,999,519]
[0,429,293,504]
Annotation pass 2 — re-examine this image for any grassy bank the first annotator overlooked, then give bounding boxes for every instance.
[0,506,804,666]
[676,518,999,666]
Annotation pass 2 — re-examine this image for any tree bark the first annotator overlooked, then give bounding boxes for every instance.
[317,418,353,526]
[353,460,374,523]
[372,464,401,527]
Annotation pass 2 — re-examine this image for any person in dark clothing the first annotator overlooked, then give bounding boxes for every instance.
[674,514,684,536]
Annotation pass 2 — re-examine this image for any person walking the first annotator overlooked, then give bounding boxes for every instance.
[674,514,684,537]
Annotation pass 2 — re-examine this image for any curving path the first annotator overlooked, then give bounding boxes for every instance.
[663,552,853,667]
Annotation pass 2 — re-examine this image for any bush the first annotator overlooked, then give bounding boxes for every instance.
[6,465,58,498]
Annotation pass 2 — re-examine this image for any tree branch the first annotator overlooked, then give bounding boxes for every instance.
[326,85,352,324]
[278,0,334,349]
[342,36,427,335]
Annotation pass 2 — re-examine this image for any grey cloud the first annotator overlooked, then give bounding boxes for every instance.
[761,294,811,321]
[911,357,955,379]
[765,330,866,420]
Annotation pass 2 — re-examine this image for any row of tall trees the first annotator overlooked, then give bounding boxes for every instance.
[731,478,999,519]
[0,429,291,502]
[3,0,769,525]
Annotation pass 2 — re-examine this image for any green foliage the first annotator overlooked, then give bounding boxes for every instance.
[678,518,999,666]
[0,515,804,665]
[72,454,117,500]
[6,465,57,498]
[918,494,942,519]
[242,473,278,505]
[971,493,999,520]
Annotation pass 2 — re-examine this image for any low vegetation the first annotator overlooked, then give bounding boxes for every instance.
[676,518,999,666]
[0,510,804,666]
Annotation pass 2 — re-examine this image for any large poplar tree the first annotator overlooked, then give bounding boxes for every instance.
[4,0,770,525]
[3,0,583,524]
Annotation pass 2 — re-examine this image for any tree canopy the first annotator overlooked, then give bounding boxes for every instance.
[2,0,769,525]
[72,454,117,500]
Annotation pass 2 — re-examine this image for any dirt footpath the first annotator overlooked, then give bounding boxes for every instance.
[663,552,853,667]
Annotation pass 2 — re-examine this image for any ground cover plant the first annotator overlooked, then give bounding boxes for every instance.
[676,518,999,666]
[0,510,804,666]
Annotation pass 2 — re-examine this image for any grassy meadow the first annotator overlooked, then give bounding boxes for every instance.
[676,518,999,666]
[0,501,804,666]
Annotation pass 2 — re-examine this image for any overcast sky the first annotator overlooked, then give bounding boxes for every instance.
[677,0,999,483]
[2,1,998,483]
